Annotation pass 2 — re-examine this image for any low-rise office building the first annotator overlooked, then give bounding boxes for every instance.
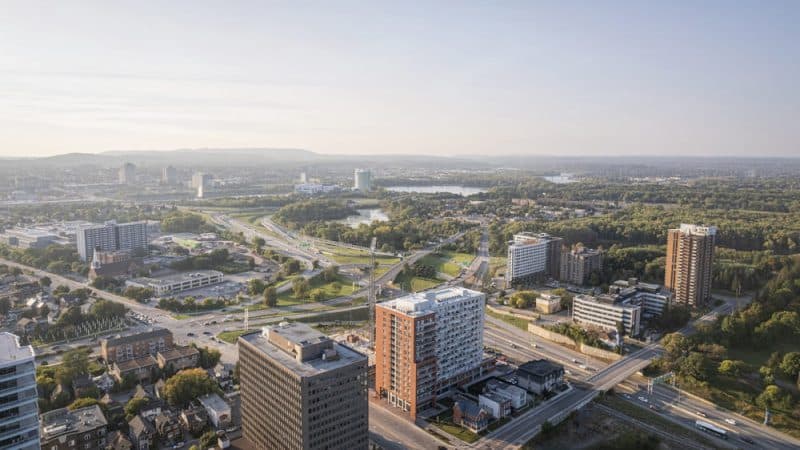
[40,405,108,450]
[573,293,642,336]
[535,293,562,314]
[484,379,528,410]
[610,278,671,318]
[126,270,224,297]
[2,227,58,249]
[478,392,512,419]
[198,393,231,429]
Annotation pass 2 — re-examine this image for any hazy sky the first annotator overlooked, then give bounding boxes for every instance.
[1,1,798,157]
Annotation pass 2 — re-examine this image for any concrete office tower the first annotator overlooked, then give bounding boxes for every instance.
[560,245,603,285]
[375,287,485,419]
[299,171,308,183]
[161,166,177,185]
[118,163,136,185]
[76,220,148,261]
[238,323,368,450]
[506,233,563,287]
[665,224,717,307]
[0,332,40,450]
[354,169,372,192]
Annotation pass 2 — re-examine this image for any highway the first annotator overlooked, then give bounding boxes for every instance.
[618,379,800,450]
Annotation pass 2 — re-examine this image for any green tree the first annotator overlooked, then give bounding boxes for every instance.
[292,278,309,299]
[163,368,219,408]
[39,276,52,288]
[196,346,221,369]
[124,397,149,419]
[779,352,800,380]
[247,279,266,296]
[263,286,278,307]
[756,385,792,411]
[323,265,340,282]
[718,359,746,377]
[68,397,100,410]
[199,430,218,449]
[56,349,90,386]
[677,352,710,381]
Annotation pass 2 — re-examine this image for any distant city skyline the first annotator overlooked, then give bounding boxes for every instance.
[1,1,798,157]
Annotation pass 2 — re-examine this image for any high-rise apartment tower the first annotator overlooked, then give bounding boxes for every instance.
[665,224,717,307]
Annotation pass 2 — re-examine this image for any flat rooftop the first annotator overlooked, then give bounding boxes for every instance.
[41,405,107,440]
[132,270,223,286]
[0,332,35,363]
[240,326,366,378]
[377,287,484,317]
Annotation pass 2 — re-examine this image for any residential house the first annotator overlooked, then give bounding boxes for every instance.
[93,372,116,392]
[180,403,208,435]
[128,415,156,450]
[452,397,490,433]
[154,410,182,446]
[106,430,134,450]
[485,379,528,410]
[516,359,564,395]
[72,374,96,398]
[478,392,512,419]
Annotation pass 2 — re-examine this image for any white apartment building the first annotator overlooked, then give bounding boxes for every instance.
[76,220,149,261]
[126,270,224,296]
[354,169,372,192]
[573,294,642,336]
[506,233,563,287]
[0,333,40,450]
[610,279,671,318]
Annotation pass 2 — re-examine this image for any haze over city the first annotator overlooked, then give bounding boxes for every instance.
[2,1,799,158]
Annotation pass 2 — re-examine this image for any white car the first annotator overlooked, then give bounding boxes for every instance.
[725,418,737,426]
[637,396,649,403]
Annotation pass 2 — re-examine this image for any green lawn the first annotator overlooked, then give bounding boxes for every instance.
[393,272,442,292]
[418,251,475,278]
[431,412,480,444]
[486,308,530,331]
[277,274,356,305]
[317,244,400,266]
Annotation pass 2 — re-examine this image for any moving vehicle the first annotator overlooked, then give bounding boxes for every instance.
[637,396,648,403]
[724,418,737,426]
[696,411,708,418]
[695,420,727,440]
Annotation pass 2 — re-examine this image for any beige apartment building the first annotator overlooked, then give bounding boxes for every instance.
[665,224,717,307]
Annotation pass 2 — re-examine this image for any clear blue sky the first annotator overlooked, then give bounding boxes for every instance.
[1,1,798,157]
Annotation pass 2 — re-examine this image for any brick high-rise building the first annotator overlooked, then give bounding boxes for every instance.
[375,287,485,419]
[560,244,602,285]
[238,323,368,450]
[665,224,717,307]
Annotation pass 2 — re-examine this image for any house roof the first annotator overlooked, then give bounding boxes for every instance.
[102,328,172,347]
[114,355,157,373]
[518,359,564,378]
[158,345,199,361]
[454,398,485,419]
[128,414,155,437]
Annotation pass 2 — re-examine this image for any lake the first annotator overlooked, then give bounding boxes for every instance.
[542,173,577,184]
[385,185,487,196]
[338,208,389,228]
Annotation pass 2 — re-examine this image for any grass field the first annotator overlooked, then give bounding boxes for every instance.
[276,274,356,305]
[431,411,480,444]
[418,251,475,278]
[486,308,530,331]
[317,244,401,266]
[393,271,442,292]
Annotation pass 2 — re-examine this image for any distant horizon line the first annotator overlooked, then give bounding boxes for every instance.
[1,148,799,160]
